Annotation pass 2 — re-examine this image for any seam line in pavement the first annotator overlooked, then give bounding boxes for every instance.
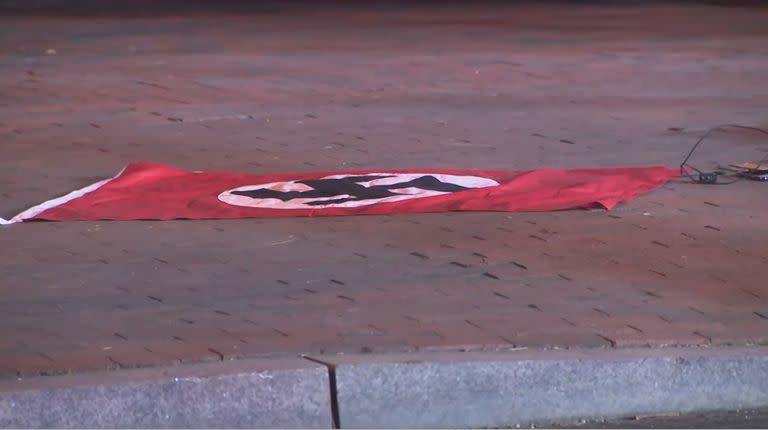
[303,355,341,429]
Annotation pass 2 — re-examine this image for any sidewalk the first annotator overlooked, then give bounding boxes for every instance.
[1,1,768,427]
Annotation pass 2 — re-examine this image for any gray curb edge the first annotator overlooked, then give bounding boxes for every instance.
[2,347,767,428]
[308,346,768,428]
[0,357,332,428]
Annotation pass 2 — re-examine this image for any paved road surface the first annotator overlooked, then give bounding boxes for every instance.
[551,407,768,428]
[2,0,768,377]
[2,2,768,427]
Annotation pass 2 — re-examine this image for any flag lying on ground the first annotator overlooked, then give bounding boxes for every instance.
[0,162,678,223]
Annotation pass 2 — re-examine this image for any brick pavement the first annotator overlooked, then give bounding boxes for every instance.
[1,1,768,377]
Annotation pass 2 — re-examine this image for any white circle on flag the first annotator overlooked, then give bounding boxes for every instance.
[218,173,499,209]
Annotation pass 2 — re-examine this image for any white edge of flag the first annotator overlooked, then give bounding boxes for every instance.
[0,167,126,225]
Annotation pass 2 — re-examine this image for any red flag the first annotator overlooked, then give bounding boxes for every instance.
[1,162,678,223]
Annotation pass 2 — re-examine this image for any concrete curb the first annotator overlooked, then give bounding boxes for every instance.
[308,346,768,428]
[3,347,767,428]
[0,356,332,428]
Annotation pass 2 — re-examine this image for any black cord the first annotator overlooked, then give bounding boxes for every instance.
[679,124,768,184]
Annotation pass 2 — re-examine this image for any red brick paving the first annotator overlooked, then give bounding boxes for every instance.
[1,1,768,377]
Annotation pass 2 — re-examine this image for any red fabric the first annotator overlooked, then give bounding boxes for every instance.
[29,162,679,221]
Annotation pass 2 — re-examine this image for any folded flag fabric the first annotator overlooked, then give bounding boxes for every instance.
[1,162,679,223]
